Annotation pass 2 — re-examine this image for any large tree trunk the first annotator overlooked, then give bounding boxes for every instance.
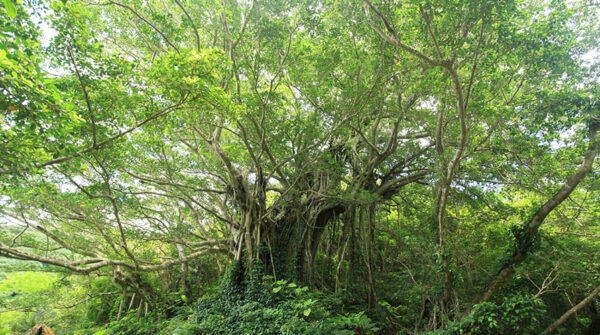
[265,201,345,286]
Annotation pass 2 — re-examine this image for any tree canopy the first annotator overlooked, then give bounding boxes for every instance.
[1,0,599,333]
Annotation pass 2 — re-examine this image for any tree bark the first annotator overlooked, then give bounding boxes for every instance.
[176,243,189,298]
[116,289,126,321]
[127,293,136,312]
[367,203,378,308]
[336,208,354,291]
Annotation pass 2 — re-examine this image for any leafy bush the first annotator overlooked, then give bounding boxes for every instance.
[444,295,546,334]
[194,263,378,335]
[106,311,200,335]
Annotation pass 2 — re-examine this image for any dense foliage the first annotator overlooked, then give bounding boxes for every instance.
[1,0,599,333]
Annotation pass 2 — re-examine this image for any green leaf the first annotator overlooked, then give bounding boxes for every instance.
[51,91,61,102]
[4,0,16,18]
[302,308,311,317]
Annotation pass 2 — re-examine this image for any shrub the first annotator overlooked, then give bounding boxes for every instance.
[194,264,378,335]
[444,295,546,334]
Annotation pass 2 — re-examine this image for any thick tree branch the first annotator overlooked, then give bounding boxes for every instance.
[364,0,444,67]
[106,1,181,54]
[0,102,183,176]
[172,0,201,51]
[475,118,599,306]
[543,283,600,334]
